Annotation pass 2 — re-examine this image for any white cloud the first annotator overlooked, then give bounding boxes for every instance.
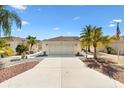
[10,5,27,10]
[22,20,29,25]
[72,16,80,21]
[53,27,60,31]
[113,19,122,23]
[111,19,122,23]
[109,19,122,27]
[108,24,116,27]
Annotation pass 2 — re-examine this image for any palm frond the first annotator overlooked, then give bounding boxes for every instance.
[0,6,22,36]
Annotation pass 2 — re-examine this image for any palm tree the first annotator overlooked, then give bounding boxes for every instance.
[0,5,22,36]
[80,25,93,58]
[80,25,92,52]
[27,35,37,52]
[80,38,88,58]
[91,26,112,59]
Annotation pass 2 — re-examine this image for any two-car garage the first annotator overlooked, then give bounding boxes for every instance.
[47,43,75,55]
[42,36,81,56]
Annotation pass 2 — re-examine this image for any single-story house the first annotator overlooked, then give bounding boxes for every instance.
[30,40,42,52]
[0,36,26,53]
[0,36,42,54]
[2,35,124,56]
[42,36,82,55]
[98,36,124,55]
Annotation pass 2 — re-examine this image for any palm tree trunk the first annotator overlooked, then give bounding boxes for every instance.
[30,44,33,52]
[86,46,88,58]
[94,46,97,59]
[88,45,90,52]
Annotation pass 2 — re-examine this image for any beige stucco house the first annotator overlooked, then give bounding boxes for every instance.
[0,36,26,52]
[98,36,124,55]
[2,35,124,56]
[42,36,81,55]
[30,40,42,52]
[0,36,42,55]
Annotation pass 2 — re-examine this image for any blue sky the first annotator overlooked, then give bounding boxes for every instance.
[5,5,124,40]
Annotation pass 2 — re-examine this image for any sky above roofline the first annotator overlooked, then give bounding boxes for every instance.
[4,5,124,40]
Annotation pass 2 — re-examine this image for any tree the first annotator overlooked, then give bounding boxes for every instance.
[91,26,112,59]
[80,25,114,59]
[0,5,22,36]
[80,38,88,58]
[80,25,93,53]
[16,44,28,55]
[27,35,37,52]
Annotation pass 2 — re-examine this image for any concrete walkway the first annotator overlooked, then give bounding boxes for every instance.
[0,57,124,88]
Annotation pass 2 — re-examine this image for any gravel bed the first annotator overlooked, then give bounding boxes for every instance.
[0,60,41,83]
[0,57,42,68]
[80,58,124,84]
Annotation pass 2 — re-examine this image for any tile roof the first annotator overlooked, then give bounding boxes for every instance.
[43,36,79,41]
[0,36,42,43]
[0,36,26,42]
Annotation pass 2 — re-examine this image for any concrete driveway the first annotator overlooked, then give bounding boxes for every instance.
[0,57,124,88]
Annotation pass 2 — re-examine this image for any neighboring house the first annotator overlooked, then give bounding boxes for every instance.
[37,40,42,50]
[31,40,42,52]
[2,35,124,56]
[0,36,26,54]
[98,36,124,55]
[42,36,81,55]
[0,36,81,56]
[0,36,42,54]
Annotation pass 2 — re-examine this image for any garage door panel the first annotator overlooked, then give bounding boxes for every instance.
[48,43,75,55]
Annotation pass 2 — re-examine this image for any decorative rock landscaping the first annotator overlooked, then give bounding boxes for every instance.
[0,61,39,83]
[80,58,124,84]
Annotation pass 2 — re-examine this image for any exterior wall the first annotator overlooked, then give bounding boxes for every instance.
[29,42,42,52]
[109,41,124,54]
[7,41,25,55]
[37,42,42,50]
[98,40,124,55]
[9,41,22,51]
[7,40,42,54]
[31,44,39,52]
[42,41,81,55]
[1,37,42,55]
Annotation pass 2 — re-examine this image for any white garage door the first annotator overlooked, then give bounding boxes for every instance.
[48,43,75,55]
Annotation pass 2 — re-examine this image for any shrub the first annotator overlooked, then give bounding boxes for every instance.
[4,47,14,56]
[105,46,115,54]
[16,44,28,55]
